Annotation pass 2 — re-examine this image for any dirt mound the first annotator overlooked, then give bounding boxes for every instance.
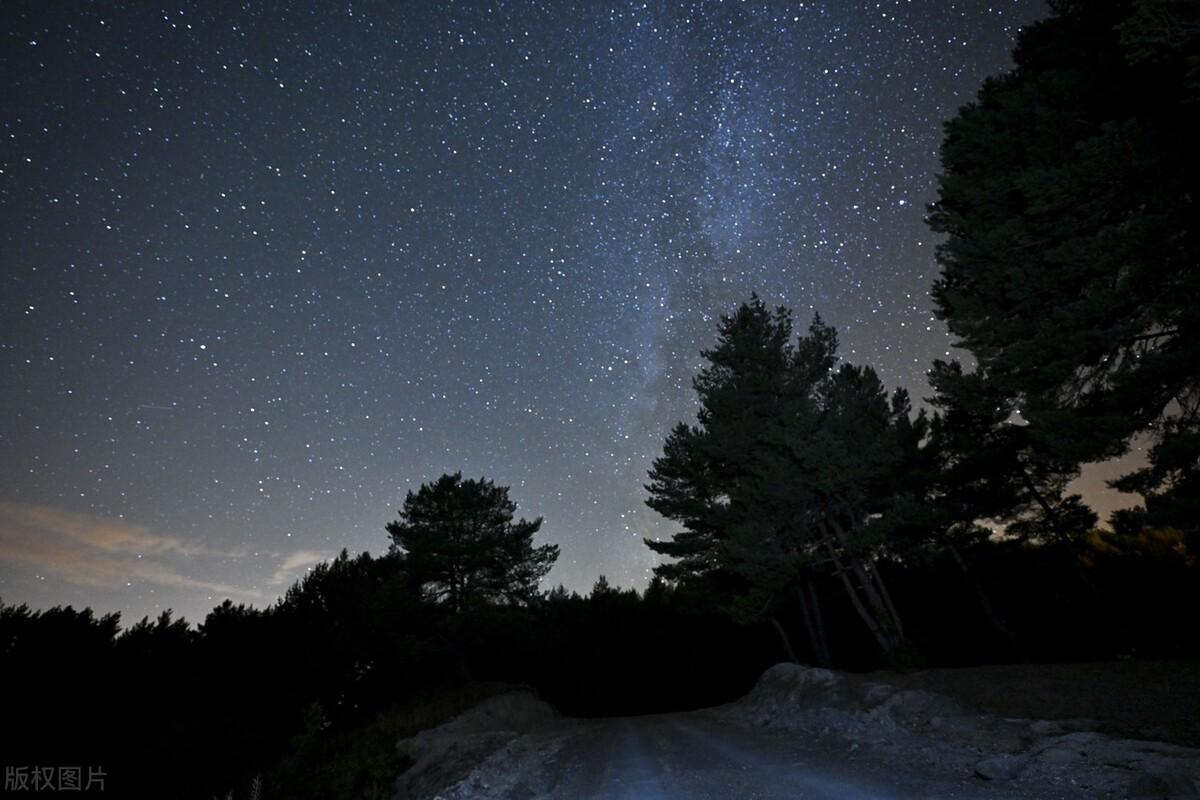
[874,659,1200,747]
[732,662,971,740]
[394,690,561,799]
[721,662,1200,798]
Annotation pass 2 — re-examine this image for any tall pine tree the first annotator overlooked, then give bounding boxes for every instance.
[646,298,922,664]
[928,0,1199,539]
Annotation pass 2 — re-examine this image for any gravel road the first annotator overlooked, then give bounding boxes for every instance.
[534,712,1088,800]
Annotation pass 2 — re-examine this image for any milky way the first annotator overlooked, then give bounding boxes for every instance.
[1,1,1046,623]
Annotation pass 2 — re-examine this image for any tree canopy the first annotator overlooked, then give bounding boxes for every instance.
[928,0,1199,535]
[386,472,559,613]
[645,297,925,663]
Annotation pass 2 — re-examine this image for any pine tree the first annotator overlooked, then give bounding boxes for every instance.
[646,298,921,664]
[386,473,558,614]
[928,0,1199,536]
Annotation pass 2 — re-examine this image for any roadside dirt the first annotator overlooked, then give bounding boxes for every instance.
[395,661,1200,799]
[869,659,1200,746]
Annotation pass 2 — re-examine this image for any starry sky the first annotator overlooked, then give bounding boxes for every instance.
[0,0,1064,625]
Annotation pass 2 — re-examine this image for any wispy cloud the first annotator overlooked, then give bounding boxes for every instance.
[1,503,243,558]
[269,549,330,586]
[0,503,257,598]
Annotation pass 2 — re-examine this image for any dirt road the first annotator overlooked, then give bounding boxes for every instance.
[536,712,1085,800]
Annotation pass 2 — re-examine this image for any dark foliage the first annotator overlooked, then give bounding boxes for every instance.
[2,526,1197,798]
[385,473,559,614]
[645,297,931,665]
[928,0,1200,537]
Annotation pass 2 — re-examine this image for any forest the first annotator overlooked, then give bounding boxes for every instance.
[2,0,1198,797]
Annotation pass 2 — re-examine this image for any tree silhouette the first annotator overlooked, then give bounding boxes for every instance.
[646,298,920,664]
[928,0,1199,537]
[386,472,558,614]
[646,300,816,660]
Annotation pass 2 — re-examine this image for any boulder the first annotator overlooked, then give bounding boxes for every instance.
[974,753,1027,781]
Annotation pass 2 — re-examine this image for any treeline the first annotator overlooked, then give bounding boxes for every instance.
[2,439,1198,800]
[0,474,777,798]
[1,517,1196,798]
[0,560,775,799]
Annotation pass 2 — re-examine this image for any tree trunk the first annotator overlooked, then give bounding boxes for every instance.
[823,538,902,659]
[809,582,832,667]
[797,579,832,667]
[843,502,908,641]
[828,516,906,646]
[449,615,473,681]
[946,541,1025,659]
[769,615,799,663]
[865,559,906,643]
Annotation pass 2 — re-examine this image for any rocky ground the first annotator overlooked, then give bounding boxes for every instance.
[394,690,569,799]
[393,661,1200,799]
[720,662,1200,798]
[865,660,1200,747]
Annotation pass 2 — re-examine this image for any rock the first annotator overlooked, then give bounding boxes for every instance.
[395,691,559,799]
[1030,720,1064,736]
[874,689,963,722]
[931,714,988,737]
[729,662,984,749]
[862,683,896,706]
[728,663,1200,798]
[1035,745,1089,766]
[1030,731,1105,767]
[1127,772,1199,797]
[974,753,1027,781]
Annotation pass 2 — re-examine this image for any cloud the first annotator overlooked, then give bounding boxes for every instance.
[0,503,241,558]
[269,549,330,586]
[0,503,257,598]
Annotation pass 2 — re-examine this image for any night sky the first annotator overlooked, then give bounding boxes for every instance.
[1,1,1064,625]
